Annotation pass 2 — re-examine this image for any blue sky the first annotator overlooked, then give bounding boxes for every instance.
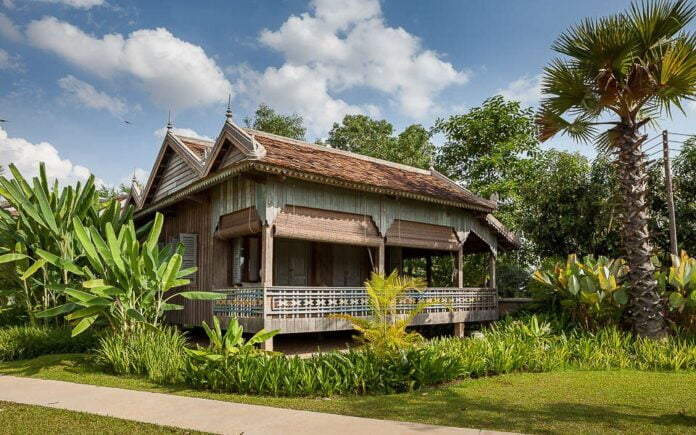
[0,0,694,187]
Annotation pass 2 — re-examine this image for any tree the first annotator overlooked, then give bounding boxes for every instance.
[518,150,621,259]
[435,96,539,226]
[244,103,306,140]
[323,115,435,169]
[536,0,696,338]
[97,183,132,201]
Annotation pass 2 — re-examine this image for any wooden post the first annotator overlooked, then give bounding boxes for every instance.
[260,224,274,351]
[453,322,465,338]
[488,252,496,290]
[425,255,432,287]
[457,246,464,288]
[377,240,385,274]
[663,130,679,256]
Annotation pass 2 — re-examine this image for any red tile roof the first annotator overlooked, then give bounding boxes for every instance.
[246,130,495,211]
[173,129,495,212]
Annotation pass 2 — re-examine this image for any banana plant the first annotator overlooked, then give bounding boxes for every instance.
[0,163,106,324]
[37,212,222,336]
[533,254,629,328]
[186,317,278,362]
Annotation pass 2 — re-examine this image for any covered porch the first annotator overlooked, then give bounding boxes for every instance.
[211,205,499,347]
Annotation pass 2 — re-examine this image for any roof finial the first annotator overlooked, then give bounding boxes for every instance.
[166,110,172,131]
[225,94,233,122]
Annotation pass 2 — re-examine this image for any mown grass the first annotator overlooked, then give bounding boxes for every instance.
[0,400,207,434]
[1,354,695,434]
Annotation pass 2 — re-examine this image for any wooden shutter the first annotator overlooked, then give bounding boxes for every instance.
[273,205,382,247]
[215,207,261,240]
[179,233,198,287]
[385,220,460,251]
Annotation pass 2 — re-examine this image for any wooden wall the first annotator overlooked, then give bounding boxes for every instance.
[161,197,215,326]
[154,153,198,202]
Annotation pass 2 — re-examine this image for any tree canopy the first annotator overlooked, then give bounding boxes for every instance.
[322,115,435,169]
[244,104,306,141]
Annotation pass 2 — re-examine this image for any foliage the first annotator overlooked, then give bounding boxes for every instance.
[536,0,696,338]
[334,271,429,353]
[533,255,630,328]
[94,327,188,384]
[518,151,621,258]
[185,345,465,396]
[183,313,696,397]
[649,136,696,256]
[186,317,277,362]
[38,212,221,336]
[322,115,435,169]
[243,103,306,140]
[435,95,539,225]
[0,163,131,326]
[654,251,696,330]
[0,325,97,361]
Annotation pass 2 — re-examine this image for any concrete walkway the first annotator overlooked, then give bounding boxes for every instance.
[0,376,512,435]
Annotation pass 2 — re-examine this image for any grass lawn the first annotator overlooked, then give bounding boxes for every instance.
[0,400,206,434]
[1,354,695,434]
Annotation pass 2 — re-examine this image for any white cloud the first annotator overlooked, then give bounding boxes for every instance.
[239,0,467,135]
[498,74,543,107]
[119,167,148,187]
[0,12,22,42]
[0,126,104,187]
[35,0,105,8]
[58,75,127,117]
[26,17,232,109]
[154,126,213,141]
[0,49,21,70]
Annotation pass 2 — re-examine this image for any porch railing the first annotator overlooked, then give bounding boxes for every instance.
[212,286,497,319]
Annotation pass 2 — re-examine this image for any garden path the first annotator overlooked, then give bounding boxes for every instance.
[0,375,513,434]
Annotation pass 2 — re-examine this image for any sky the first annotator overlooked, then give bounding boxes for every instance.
[0,0,694,188]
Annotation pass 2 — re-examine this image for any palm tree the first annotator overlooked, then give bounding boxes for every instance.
[537,0,696,339]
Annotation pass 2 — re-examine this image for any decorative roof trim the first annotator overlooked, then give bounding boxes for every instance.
[201,121,264,177]
[483,214,521,249]
[135,160,255,217]
[249,162,495,213]
[139,132,207,207]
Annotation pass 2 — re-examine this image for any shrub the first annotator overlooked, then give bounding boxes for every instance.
[654,251,696,331]
[94,327,188,384]
[333,271,430,353]
[185,345,465,396]
[0,325,97,361]
[532,255,629,328]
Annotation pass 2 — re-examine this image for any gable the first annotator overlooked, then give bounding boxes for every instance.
[153,152,198,202]
[221,146,246,167]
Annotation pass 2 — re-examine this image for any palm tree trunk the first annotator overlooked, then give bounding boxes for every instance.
[616,127,668,339]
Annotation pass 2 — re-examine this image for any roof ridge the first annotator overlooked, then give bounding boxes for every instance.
[174,134,214,146]
[243,128,433,176]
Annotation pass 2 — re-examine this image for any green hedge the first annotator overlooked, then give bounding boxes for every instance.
[0,326,97,362]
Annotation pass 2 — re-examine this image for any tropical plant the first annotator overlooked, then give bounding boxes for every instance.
[0,325,97,362]
[38,213,221,336]
[0,163,132,325]
[94,327,188,383]
[653,250,696,330]
[334,271,430,353]
[186,317,278,361]
[533,255,630,329]
[536,0,696,338]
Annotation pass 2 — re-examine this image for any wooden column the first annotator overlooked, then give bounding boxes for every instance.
[457,246,464,288]
[488,252,497,290]
[260,224,274,351]
[377,240,385,274]
[425,255,432,286]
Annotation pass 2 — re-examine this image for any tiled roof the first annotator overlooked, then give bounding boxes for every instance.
[176,135,213,159]
[245,130,496,211]
[171,129,496,212]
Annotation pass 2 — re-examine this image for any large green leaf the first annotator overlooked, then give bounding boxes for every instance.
[177,291,225,300]
[35,303,77,318]
[71,315,97,337]
[19,258,46,281]
[0,253,29,264]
